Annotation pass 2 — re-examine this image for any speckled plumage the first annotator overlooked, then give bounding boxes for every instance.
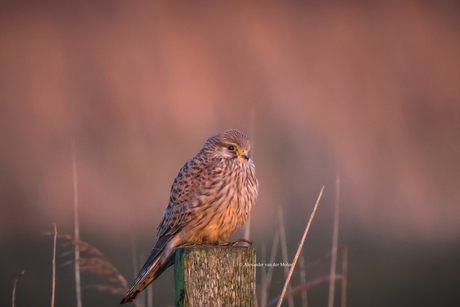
[121,129,258,304]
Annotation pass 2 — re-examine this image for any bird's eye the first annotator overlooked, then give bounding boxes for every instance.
[227,145,236,151]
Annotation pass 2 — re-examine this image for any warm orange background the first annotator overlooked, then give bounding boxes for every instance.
[1,1,460,306]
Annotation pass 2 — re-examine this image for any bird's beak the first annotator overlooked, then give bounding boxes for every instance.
[241,151,250,160]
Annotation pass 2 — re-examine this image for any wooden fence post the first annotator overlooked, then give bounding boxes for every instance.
[174,246,256,307]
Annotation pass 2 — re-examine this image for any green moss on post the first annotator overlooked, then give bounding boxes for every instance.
[174,246,256,307]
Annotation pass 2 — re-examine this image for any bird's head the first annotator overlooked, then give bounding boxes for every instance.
[204,129,251,162]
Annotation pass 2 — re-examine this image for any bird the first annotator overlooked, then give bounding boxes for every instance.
[120,129,259,304]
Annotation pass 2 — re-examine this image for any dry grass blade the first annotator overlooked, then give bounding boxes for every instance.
[138,253,146,307]
[267,244,349,288]
[57,233,132,301]
[244,213,251,243]
[72,139,82,307]
[260,242,267,307]
[43,233,106,258]
[328,168,341,307]
[51,223,57,307]
[304,244,346,271]
[276,186,324,307]
[265,231,279,292]
[131,236,146,307]
[299,251,308,307]
[69,257,128,289]
[268,274,342,307]
[61,235,106,258]
[244,105,256,242]
[131,235,139,280]
[278,208,294,307]
[12,270,25,307]
[341,245,348,307]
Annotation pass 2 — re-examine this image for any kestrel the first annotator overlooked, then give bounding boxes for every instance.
[120,129,259,304]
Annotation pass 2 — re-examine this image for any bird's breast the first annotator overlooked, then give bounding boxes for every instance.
[185,160,257,242]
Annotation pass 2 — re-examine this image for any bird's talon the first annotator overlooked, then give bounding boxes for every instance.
[231,239,253,246]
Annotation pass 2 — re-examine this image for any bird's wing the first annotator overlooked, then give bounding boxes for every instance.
[121,159,211,304]
[157,157,214,238]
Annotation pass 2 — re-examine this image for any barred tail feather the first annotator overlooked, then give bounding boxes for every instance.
[120,236,175,304]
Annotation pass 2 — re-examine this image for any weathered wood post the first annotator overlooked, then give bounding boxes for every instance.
[174,246,256,307]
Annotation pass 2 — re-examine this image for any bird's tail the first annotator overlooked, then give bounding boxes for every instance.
[120,236,175,304]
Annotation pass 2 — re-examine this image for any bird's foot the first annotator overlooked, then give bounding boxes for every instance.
[231,238,253,246]
[217,239,253,246]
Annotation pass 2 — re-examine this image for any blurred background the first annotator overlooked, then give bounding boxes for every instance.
[1,0,460,306]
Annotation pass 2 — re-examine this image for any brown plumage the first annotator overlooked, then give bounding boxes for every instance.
[120,129,259,304]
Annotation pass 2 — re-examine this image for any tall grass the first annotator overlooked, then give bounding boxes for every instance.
[72,140,82,307]
[328,165,341,307]
[51,223,57,307]
[299,251,308,307]
[278,208,294,307]
[276,187,324,307]
[12,270,25,307]
[56,233,140,307]
[244,106,257,242]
